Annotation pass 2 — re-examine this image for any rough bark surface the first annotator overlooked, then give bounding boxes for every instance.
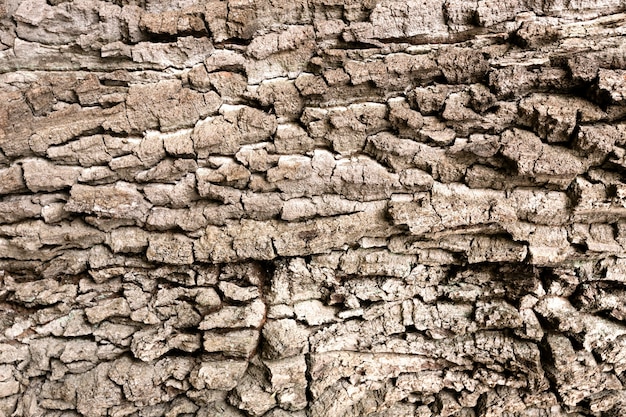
[1,0,626,416]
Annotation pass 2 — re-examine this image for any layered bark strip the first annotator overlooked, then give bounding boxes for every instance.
[2,0,626,416]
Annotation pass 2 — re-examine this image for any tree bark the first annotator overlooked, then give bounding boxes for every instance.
[1,1,626,416]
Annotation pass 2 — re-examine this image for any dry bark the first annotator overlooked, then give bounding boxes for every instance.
[1,0,626,416]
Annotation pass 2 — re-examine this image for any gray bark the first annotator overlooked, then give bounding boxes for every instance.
[1,0,626,416]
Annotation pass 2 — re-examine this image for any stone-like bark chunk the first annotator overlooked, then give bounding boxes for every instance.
[66,182,152,223]
[146,233,195,265]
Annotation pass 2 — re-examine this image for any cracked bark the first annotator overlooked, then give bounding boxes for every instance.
[1,0,626,416]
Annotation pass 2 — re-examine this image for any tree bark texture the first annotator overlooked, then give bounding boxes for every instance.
[1,0,626,416]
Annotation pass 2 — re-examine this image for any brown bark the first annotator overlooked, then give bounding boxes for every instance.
[1,1,626,416]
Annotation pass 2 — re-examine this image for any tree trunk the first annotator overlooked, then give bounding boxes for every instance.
[1,1,626,416]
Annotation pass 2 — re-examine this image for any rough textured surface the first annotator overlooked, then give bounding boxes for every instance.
[1,1,626,416]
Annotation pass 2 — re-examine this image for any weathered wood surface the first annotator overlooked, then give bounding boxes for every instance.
[1,0,626,415]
